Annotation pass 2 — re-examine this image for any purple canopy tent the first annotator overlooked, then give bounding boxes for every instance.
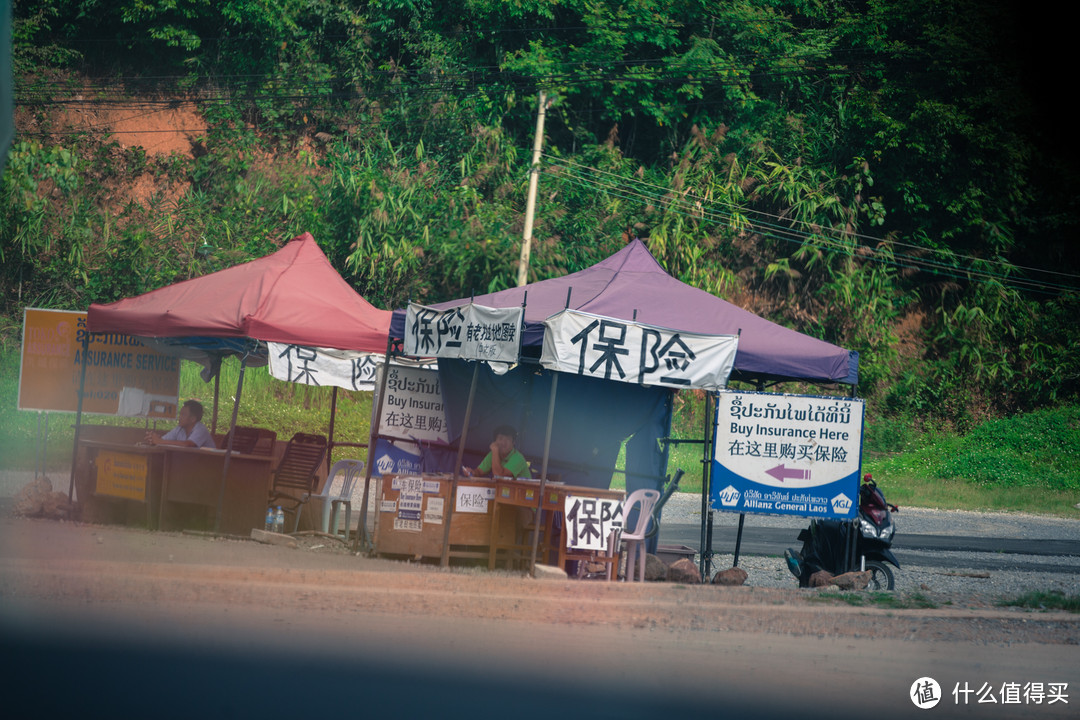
[389,240,858,576]
[391,239,856,385]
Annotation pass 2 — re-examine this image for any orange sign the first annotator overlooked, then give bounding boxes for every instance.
[18,308,180,415]
[95,449,148,501]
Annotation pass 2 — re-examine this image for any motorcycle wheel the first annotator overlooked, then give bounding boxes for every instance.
[865,560,895,590]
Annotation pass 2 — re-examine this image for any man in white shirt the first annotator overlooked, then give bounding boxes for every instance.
[145,399,216,449]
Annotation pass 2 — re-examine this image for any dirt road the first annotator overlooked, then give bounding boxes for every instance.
[2,514,1077,719]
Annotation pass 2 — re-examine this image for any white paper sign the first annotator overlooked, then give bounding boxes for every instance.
[541,309,739,390]
[455,485,496,513]
[376,365,449,444]
[268,342,380,391]
[404,302,523,362]
[564,495,623,551]
[424,497,444,525]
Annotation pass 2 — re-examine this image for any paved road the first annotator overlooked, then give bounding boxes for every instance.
[661,523,1080,556]
[658,522,1080,574]
[3,513,1078,720]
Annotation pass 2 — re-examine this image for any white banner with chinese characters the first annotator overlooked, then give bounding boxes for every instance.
[404,302,523,362]
[540,309,739,390]
[268,343,381,391]
[564,495,624,551]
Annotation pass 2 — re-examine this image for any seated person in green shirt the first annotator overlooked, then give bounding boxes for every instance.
[463,424,532,479]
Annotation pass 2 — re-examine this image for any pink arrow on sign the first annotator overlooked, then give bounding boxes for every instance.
[765,464,811,482]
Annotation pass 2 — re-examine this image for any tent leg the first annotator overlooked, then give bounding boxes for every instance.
[214,358,246,534]
[442,361,480,568]
[529,371,558,575]
[327,386,338,473]
[211,371,220,435]
[355,338,393,553]
[698,392,713,579]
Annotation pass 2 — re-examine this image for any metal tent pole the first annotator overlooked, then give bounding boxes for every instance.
[211,371,220,434]
[441,360,480,567]
[698,390,713,579]
[214,354,247,534]
[728,376,760,573]
[355,337,394,553]
[529,371,559,575]
[327,386,338,472]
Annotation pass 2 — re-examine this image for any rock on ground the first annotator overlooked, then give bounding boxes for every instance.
[667,558,702,584]
[14,477,72,520]
[828,571,871,590]
[712,566,748,586]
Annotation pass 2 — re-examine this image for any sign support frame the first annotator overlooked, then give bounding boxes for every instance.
[67,330,89,503]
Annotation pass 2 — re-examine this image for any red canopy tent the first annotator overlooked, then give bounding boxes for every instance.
[88,232,391,351]
[81,233,392,532]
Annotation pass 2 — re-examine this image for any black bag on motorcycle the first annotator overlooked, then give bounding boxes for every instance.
[796,519,852,587]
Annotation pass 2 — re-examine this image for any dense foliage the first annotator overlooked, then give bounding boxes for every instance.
[4,0,1079,429]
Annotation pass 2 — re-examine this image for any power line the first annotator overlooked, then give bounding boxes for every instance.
[541,156,1080,295]
[542,154,1080,284]
[551,166,1078,294]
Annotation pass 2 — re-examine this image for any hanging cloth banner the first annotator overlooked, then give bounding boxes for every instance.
[404,302,523,362]
[267,343,382,391]
[540,309,739,391]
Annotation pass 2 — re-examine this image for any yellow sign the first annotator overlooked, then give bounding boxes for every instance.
[18,308,180,415]
[96,450,148,501]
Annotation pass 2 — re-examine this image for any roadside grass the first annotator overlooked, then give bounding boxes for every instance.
[861,472,1080,517]
[863,405,1080,518]
[0,353,373,472]
[996,591,1080,613]
[809,591,939,609]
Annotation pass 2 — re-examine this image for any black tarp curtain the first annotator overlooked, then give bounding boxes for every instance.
[433,359,673,551]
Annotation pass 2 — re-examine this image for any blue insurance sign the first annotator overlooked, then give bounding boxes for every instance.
[711,390,864,519]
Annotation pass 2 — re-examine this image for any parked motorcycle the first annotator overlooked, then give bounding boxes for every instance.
[785,474,900,590]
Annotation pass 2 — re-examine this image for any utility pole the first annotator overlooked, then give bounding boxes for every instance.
[517,91,548,287]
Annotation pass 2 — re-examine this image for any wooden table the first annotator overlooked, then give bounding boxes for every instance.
[74,439,275,535]
[488,478,625,573]
[74,440,165,529]
[373,473,626,571]
[159,446,275,535]
[374,474,520,562]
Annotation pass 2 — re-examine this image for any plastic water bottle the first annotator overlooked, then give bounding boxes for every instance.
[265,506,275,533]
[274,506,285,534]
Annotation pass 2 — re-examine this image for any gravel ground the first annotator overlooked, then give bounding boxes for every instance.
[657,492,1080,596]
[6,469,1078,598]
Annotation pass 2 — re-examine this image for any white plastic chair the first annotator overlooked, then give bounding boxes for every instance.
[295,459,365,540]
[620,488,661,582]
